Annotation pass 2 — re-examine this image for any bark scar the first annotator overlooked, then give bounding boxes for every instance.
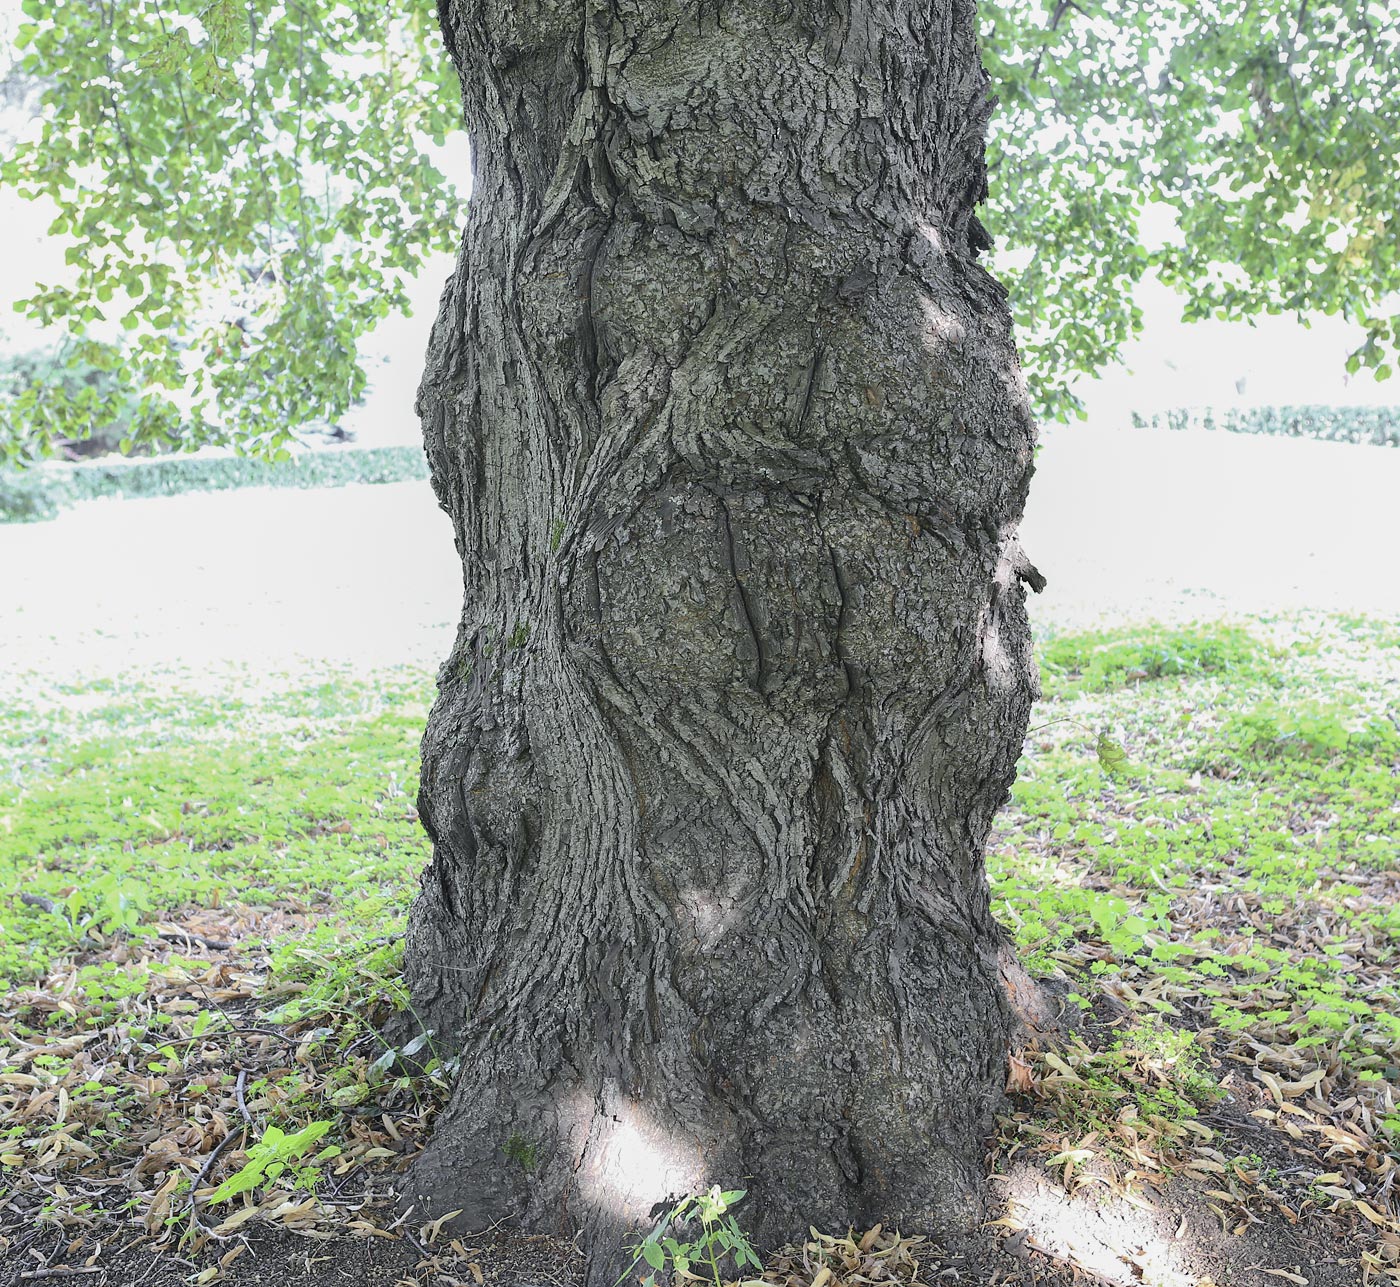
[827,544,858,698]
[791,344,826,437]
[715,495,769,697]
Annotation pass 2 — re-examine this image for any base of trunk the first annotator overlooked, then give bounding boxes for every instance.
[400,881,1028,1283]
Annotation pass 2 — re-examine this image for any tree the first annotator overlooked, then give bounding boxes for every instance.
[978,0,1400,419]
[3,0,1396,460]
[397,0,1042,1275]
[2,0,1394,1269]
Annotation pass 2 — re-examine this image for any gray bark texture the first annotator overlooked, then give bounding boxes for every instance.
[405,0,1042,1272]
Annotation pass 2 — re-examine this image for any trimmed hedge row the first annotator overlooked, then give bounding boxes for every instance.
[1131,404,1400,448]
[0,445,431,523]
[7,404,1393,524]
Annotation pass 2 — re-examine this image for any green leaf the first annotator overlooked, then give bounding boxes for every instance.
[0,0,460,462]
[329,1084,371,1107]
[1095,733,1131,775]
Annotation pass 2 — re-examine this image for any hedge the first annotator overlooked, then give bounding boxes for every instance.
[0,445,431,524]
[1131,404,1400,448]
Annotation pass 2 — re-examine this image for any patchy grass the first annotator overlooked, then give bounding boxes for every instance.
[1,671,431,984]
[1037,622,1270,695]
[991,614,1400,1270]
[0,614,1397,1283]
[0,668,448,1257]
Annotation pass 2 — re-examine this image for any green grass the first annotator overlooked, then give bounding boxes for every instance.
[0,668,445,1243]
[1,669,433,987]
[1037,621,1269,694]
[1,613,1397,1250]
[991,614,1400,1171]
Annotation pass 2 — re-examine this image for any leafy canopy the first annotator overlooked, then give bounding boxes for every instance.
[2,0,1396,460]
[980,0,1399,420]
[1,0,459,463]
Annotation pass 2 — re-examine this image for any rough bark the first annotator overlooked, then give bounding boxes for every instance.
[404,0,1041,1272]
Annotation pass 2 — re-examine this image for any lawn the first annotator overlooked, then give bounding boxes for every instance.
[0,615,1396,1282]
[986,614,1400,1282]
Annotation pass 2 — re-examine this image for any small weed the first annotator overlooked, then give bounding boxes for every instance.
[207,1120,339,1204]
[619,1186,761,1287]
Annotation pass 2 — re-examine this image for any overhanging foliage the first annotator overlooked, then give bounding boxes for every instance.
[2,0,1396,459]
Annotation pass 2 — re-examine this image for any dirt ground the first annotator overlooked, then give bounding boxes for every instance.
[0,1171,1372,1287]
[0,1226,580,1287]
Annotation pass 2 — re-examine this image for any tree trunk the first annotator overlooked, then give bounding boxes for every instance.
[404,0,1041,1273]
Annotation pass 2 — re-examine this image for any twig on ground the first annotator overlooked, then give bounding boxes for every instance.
[234,1068,252,1125]
[188,1068,251,1227]
[18,892,63,917]
[156,928,233,951]
[18,1270,103,1281]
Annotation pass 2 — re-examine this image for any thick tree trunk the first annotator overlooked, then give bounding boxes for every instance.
[404,0,1040,1272]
